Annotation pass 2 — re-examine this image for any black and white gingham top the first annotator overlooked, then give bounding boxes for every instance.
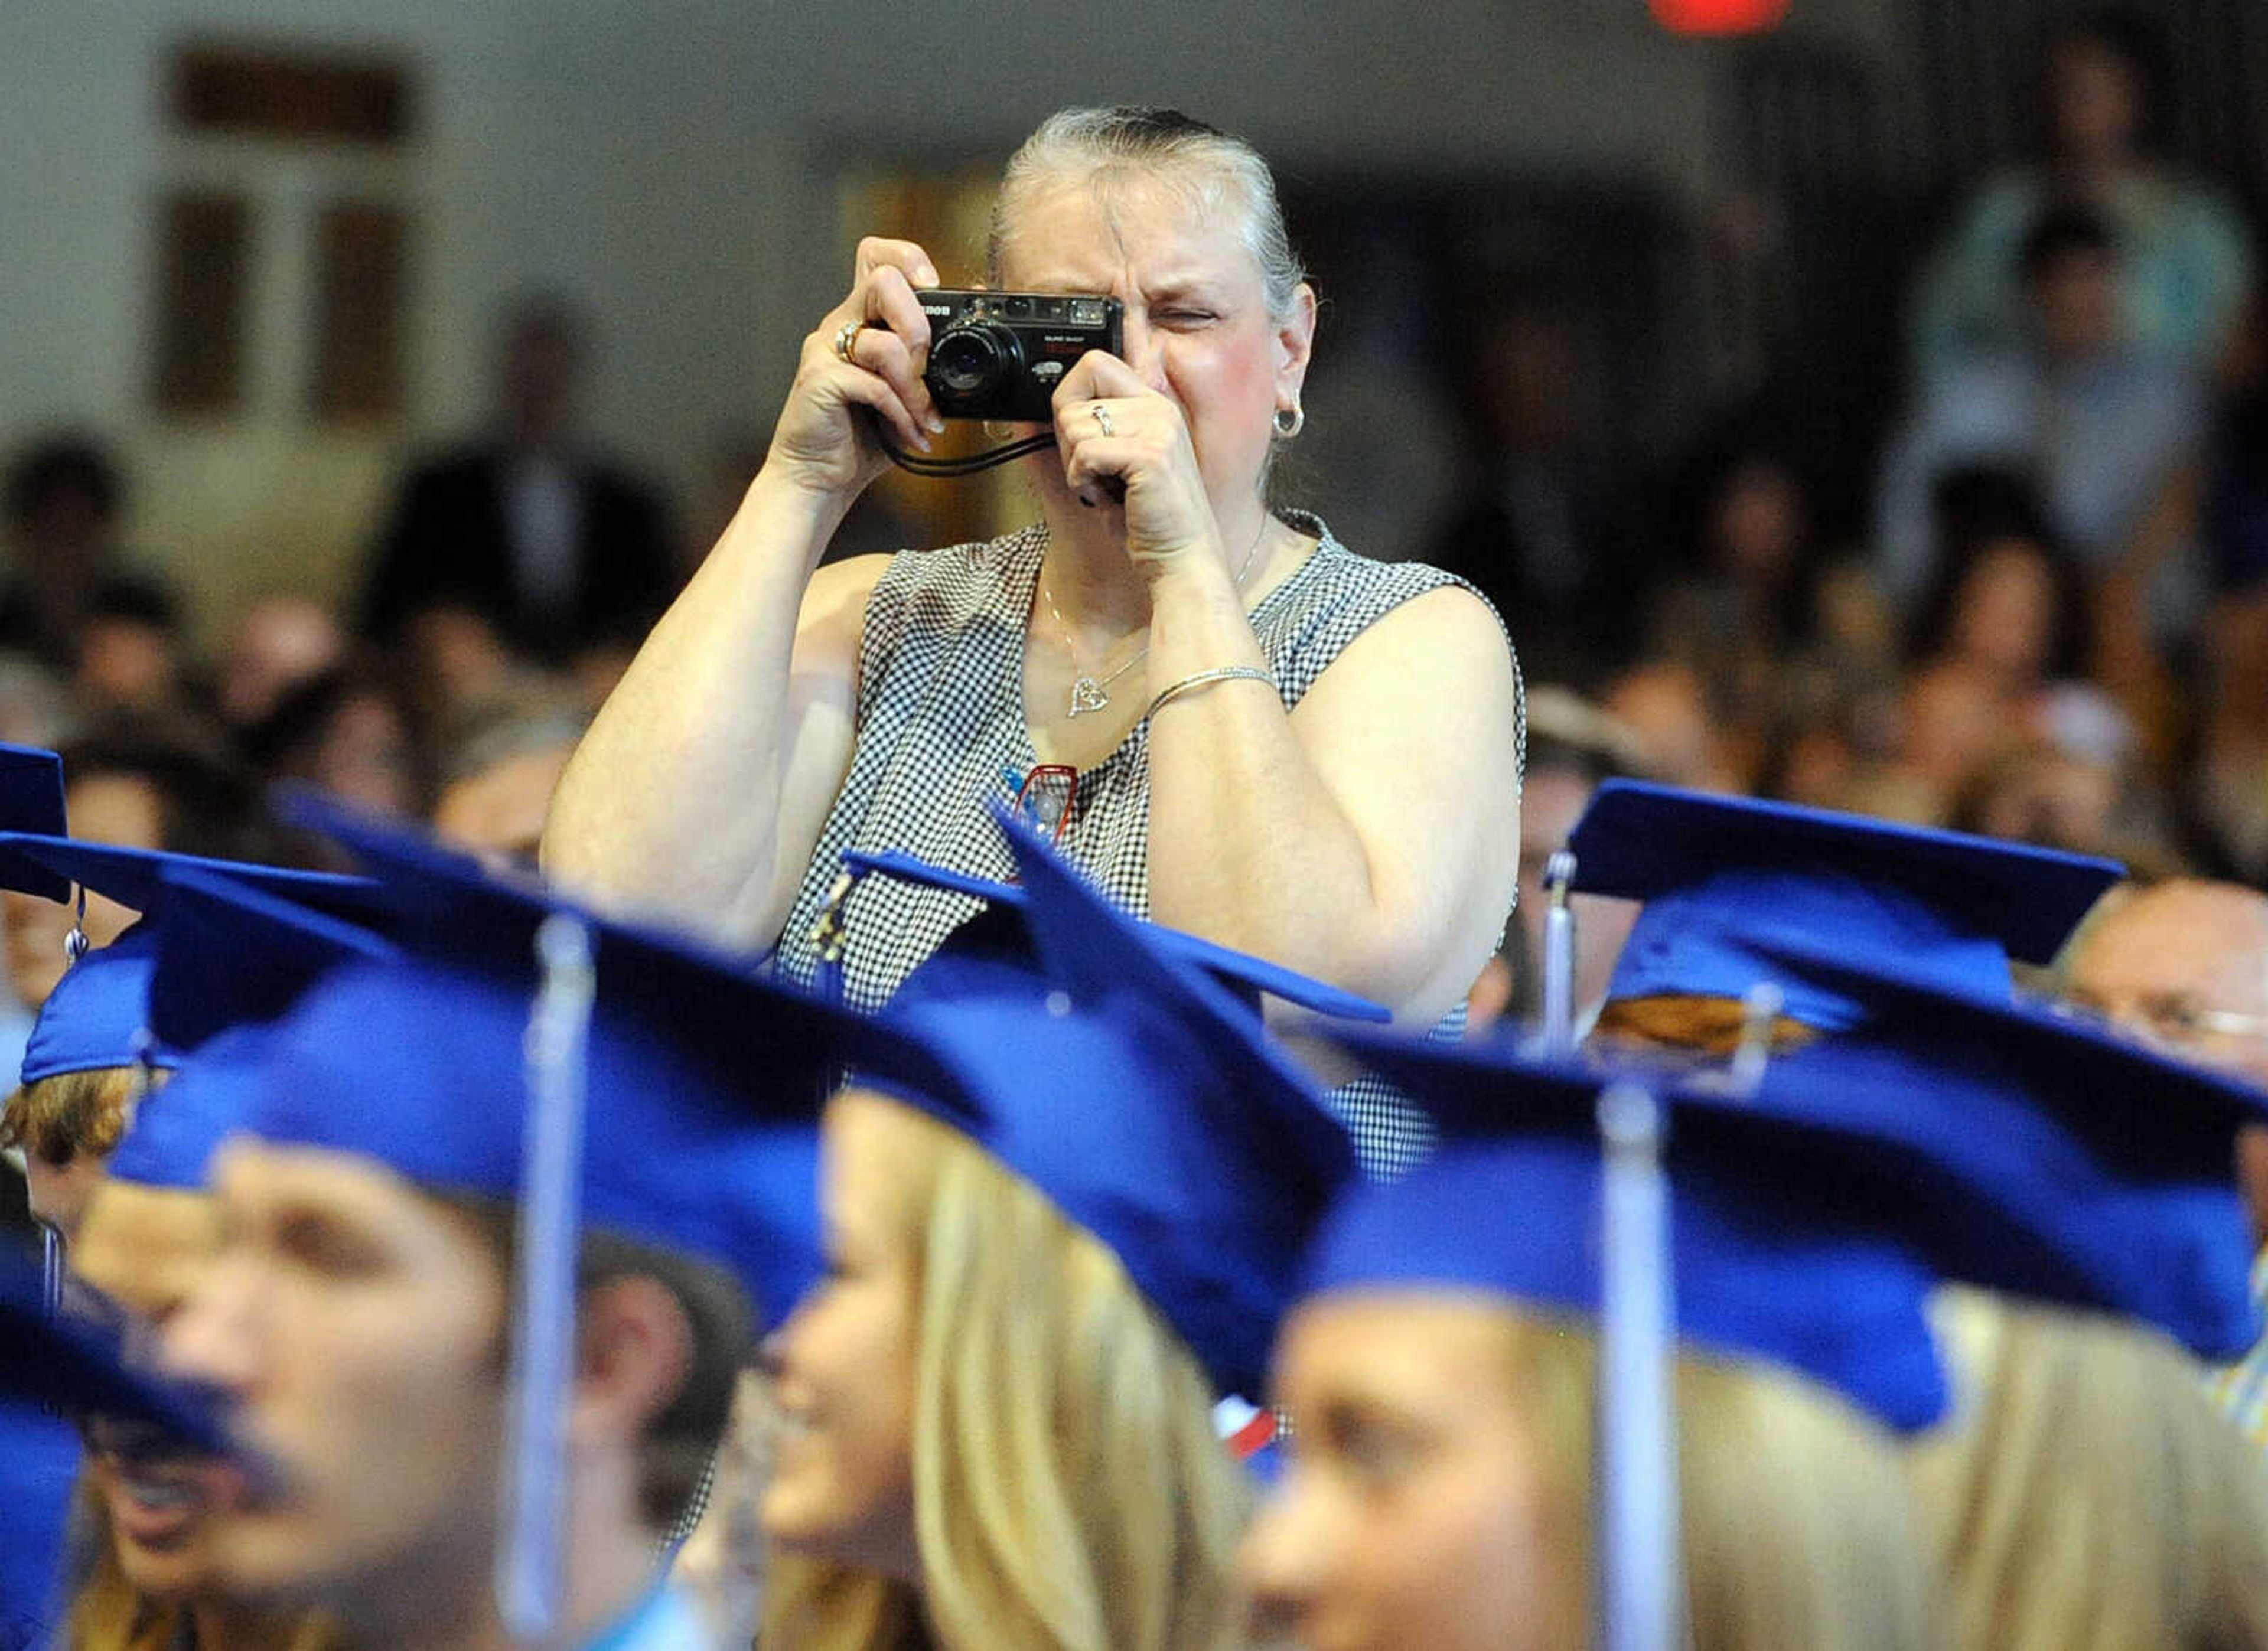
[773,511,1522,1176]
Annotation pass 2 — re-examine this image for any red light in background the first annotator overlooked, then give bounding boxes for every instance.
[1650,0,1790,34]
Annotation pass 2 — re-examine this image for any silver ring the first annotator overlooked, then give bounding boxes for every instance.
[1092,403,1116,438]
[832,319,865,366]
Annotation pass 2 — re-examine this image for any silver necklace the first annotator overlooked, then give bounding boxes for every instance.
[1041,519,1270,718]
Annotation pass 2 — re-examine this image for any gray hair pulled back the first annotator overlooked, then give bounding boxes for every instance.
[987,107,1308,322]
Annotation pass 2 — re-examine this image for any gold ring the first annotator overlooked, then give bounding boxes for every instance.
[832,319,865,366]
[1093,403,1116,438]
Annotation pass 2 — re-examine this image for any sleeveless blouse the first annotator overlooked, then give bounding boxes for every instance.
[774,511,1521,1175]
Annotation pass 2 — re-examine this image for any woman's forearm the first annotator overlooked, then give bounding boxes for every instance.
[1141,563,1517,1021]
[541,468,862,948]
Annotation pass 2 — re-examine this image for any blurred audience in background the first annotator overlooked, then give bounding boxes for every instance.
[1422,291,1636,690]
[1878,207,2208,636]
[1909,8,2253,384]
[0,435,184,684]
[356,295,683,681]
[0,8,2265,1058]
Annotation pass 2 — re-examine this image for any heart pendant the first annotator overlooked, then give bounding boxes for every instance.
[1068,676,1110,717]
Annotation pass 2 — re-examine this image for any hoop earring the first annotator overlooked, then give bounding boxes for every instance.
[1272,397,1305,439]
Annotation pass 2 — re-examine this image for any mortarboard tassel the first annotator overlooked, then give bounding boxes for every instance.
[1540,850,1578,1056]
[1726,981,1784,1098]
[1596,1080,1680,1651]
[498,913,596,1642]
[41,885,93,1319]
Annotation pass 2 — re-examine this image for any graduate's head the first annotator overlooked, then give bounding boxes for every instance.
[161,1133,748,1621]
[125,809,839,1636]
[762,1088,1251,1651]
[1566,780,2120,1059]
[764,811,1355,1651]
[1246,1293,1934,1651]
[1907,1286,2268,1651]
[69,1169,226,1608]
[1,1062,137,1246]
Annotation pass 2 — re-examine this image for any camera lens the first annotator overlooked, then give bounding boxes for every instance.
[928,320,1022,402]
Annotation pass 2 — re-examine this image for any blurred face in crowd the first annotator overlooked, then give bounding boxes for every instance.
[309,692,421,820]
[159,1140,508,1619]
[762,1089,920,1581]
[73,1181,229,1601]
[498,315,585,451]
[219,598,345,729]
[993,168,1312,525]
[2030,247,2121,361]
[432,740,577,869]
[4,771,162,1009]
[1515,765,1639,1016]
[2067,882,2268,1243]
[1950,537,2058,686]
[76,618,181,713]
[1710,456,1805,586]
[1898,662,2005,808]
[2067,882,2268,1086]
[1243,1293,1580,1651]
[2049,35,2143,166]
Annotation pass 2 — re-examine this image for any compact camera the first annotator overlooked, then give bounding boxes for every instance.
[914,289,1124,422]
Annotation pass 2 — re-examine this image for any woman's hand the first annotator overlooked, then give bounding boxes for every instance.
[1051,350,1225,576]
[766,237,949,501]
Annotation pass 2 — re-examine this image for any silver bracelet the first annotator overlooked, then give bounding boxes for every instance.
[1145,665,1277,721]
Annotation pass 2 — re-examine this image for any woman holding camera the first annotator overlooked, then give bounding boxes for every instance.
[543,107,1522,1171]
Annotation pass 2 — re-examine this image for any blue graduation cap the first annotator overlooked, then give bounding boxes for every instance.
[105,866,400,1192]
[193,805,917,1639]
[1567,780,2122,1029]
[1735,932,2268,1359]
[834,847,1392,1023]
[854,806,1360,1401]
[0,830,383,926]
[19,925,172,1086]
[1304,1031,1953,1432]
[0,745,69,900]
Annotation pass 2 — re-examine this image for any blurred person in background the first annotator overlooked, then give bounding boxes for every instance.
[1886,472,2091,826]
[357,296,681,674]
[1468,686,1644,1033]
[213,596,346,735]
[2,722,270,1016]
[73,581,189,719]
[2063,877,2268,1444]
[0,434,184,682]
[1639,422,1825,784]
[1422,291,1634,688]
[0,652,81,752]
[1909,8,2254,386]
[1878,207,2208,641]
[1599,661,1743,795]
[242,666,428,825]
[429,699,591,867]
[2194,590,2268,880]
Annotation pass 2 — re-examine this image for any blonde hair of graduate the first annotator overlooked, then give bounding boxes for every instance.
[1491,1309,1941,1651]
[762,1096,1253,1651]
[1907,1285,2268,1651]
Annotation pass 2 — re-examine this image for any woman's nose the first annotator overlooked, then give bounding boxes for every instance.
[1120,315,1170,392]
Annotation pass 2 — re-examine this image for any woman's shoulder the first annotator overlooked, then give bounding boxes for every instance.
[1264,513,1513,695]
[861,521,1047,639]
